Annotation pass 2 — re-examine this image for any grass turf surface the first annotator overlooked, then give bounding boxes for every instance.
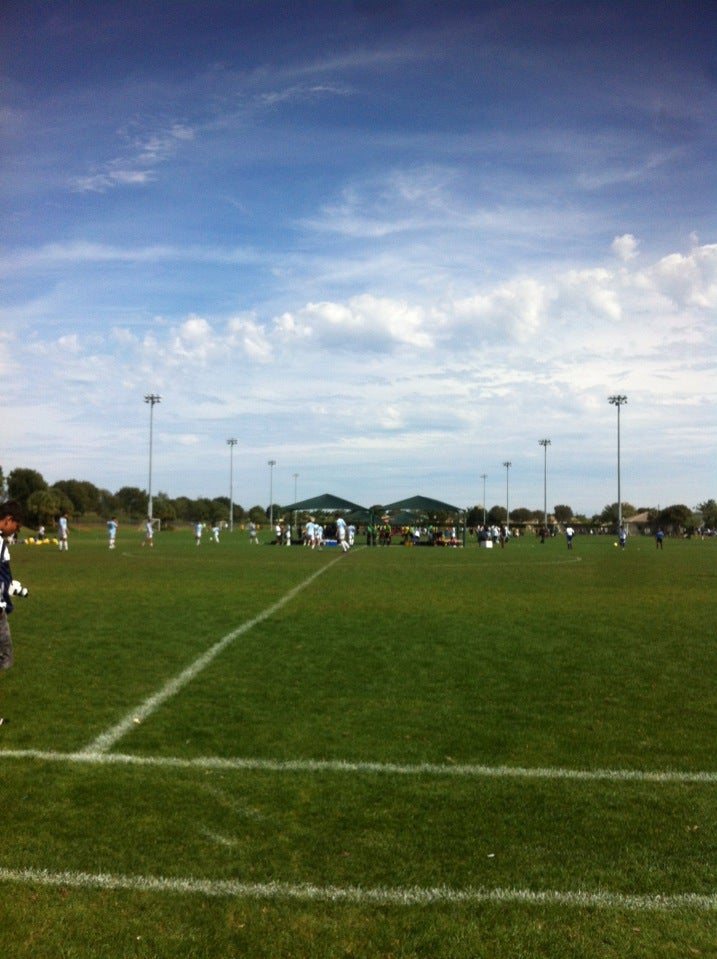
[0,529,715,956]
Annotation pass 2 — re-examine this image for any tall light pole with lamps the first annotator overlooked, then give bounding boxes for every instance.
[503,461,512,530]
[480,473,487,527]
[226,439,237,531]
[268,460,276,529]
[538,439,551,531]
[144,394,161,522]
[608,395,628,529]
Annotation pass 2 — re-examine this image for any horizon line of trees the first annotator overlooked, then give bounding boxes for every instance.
[465,501,712,533]
[2,467,715,534]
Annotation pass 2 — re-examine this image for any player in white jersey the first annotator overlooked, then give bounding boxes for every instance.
[335,516,349,552]
[304,520,315,546]
[107,518,118,549]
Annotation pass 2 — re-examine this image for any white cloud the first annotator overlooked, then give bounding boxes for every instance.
[274,295,434,350]
[612,233,639,261]
[69,120,195,193]
[453,278,549,342]
[555,269,622,323]
[3,241,715,511]
[0,242,261,275]
[258,82,352,107]
[227,316,274,362]
[646,244,717,310]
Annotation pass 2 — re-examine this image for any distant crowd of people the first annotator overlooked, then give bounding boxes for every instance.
[16,514,704,556]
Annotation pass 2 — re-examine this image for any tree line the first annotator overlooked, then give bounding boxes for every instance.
[0,467,269,528]
[465,500,717,533]
[2,466,714,534]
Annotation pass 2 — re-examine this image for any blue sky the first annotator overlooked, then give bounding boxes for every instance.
[2,0,715,516]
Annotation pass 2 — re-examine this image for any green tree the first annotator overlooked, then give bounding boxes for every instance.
[115,486,148,519]
[599,502,636,525]
[152,492,176,525]
[193,498,215,522]
[509,507,532,524]
[553,505,573,524]
[97,488,118,516]
[697,499,717,528]
[248,504,269,524]
[53,479,101,515]
[8,467,47,510]
[26,488,73,527]
[466,506,483,527]
[487,505,507,525]
[172,496,194,521]
[657,504,692,534]
[210,497,230,523]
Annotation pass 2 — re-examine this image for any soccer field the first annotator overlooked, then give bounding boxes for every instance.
[1,530,715,957]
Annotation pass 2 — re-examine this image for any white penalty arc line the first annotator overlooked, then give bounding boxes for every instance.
[2,748,717,785]
[81,555,344,755]
[0,866,714,913]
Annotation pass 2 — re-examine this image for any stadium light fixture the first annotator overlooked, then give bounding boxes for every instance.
[539,439,551,530]
[268,459,277,528]
[608,395,628,529]
[503,461,512,530]
[227,439,238,532]
[144,394,161,521]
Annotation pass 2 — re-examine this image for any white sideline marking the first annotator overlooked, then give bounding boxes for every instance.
[0,866,714,912]
[81,556,343,755]
[1,748,716,784]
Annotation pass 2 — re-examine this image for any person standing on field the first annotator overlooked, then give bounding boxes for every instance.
[107,517,118,549]
[58,512,69,551]
[142,517,154,548]
[335,515,349,552]
[0,500,24,723]
[565,525,575,549]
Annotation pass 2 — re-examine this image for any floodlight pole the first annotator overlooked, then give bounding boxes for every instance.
[539,439,551,530]
[144,394,161,521]
[268,460,276,528]
[503,461,512,530]
[480,473,487,526]
[608,395,627,529]
[227,438,238,531]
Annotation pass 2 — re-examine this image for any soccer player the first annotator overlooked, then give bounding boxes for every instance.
[0,500,24,723]
[107,517,118,549]
[142,518,154,548]
[58,512,69,551]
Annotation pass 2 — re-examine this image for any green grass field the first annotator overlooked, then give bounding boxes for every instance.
[1,527,715,957]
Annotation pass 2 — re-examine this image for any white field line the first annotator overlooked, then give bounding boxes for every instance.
[80,555,343,755]
[1,748,717,784]
[0,866,714,912]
